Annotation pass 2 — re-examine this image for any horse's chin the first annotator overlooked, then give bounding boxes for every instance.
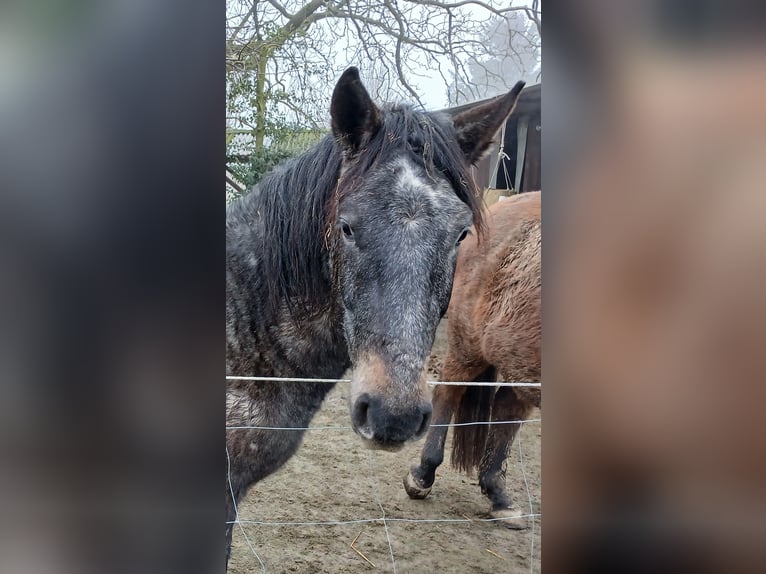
[355,434,407,453]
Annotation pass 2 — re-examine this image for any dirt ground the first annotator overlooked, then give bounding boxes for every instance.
[229,319,541,574]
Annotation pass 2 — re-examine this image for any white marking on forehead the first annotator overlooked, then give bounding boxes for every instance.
[396,157,451,207]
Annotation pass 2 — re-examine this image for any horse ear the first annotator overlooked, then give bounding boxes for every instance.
[451,81,526,165]
[331,67,382,156]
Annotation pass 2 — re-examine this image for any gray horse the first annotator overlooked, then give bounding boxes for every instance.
[225,66,524,567]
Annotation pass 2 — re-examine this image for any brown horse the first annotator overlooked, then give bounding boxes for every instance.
[403,191,541,528]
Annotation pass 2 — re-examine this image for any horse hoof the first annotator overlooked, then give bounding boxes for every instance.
[490,507,528,530]
[403,472,432,499]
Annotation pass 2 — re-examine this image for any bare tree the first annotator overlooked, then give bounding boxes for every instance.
[226,0,541,156]
[450,9,541,105]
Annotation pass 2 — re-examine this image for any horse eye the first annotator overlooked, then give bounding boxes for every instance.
[456,229,470,245]
[341,222,354,238]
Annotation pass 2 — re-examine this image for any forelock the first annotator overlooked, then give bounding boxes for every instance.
[333,104,484,233]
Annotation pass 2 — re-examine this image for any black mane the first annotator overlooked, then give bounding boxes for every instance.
[227,104,483,316]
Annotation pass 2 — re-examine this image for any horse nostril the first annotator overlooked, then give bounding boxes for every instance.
[415,404,432,439]
[352,394,370,431]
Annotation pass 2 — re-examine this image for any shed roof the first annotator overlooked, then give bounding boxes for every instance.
[441,83,540,118]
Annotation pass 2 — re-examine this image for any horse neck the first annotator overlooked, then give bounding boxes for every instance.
[226,191,348,382]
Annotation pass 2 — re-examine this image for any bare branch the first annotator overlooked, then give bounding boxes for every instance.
[381,0,425,105]
[404,0,528,18]
[264,0,293,19]
[225,0,541,165]
[228,4,258,43]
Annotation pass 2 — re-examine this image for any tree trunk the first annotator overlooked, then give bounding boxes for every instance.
[253,52,268,153]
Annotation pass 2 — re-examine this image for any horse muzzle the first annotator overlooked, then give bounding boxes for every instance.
[351,392,432,450]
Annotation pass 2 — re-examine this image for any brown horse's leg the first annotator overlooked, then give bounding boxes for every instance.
[404,384,464,498]
[404,362,494,499]
[477,387,534,529]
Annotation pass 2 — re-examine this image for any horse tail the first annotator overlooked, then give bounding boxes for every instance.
[450,383,496,475]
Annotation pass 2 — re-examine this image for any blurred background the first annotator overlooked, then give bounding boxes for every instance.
[543,0,766,572]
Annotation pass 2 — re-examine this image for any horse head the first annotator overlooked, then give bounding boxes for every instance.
[328,67,524,450]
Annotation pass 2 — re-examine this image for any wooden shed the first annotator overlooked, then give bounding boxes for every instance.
[446,83,541,199]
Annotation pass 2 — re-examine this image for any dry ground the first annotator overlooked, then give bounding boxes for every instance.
[229,320,541,574]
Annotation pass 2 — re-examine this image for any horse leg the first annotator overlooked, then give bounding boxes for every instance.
[404,362,494,499]
[477,387,534,529]
[404,383,462,498]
